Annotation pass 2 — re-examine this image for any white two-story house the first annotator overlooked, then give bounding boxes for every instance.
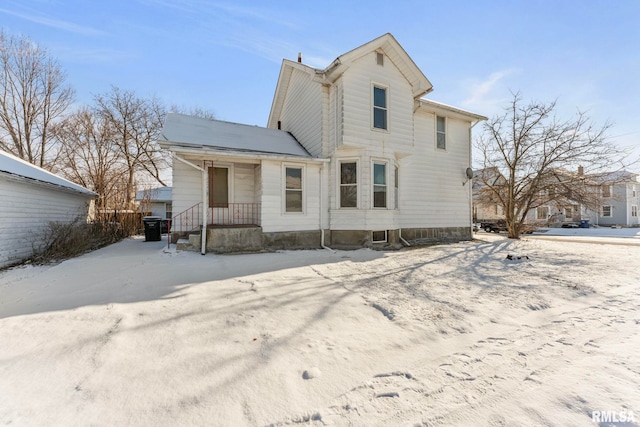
[159,33,486,253]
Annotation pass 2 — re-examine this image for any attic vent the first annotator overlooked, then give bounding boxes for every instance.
[376,52,384,66]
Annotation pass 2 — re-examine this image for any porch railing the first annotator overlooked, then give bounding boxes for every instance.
[209,203,261,226]
[171,202,202,234]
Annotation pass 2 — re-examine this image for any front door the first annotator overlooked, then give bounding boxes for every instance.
[209,166,229,224]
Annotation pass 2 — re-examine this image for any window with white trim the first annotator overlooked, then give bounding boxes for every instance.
[373,162,387,208]
[632,205,638,217]
[340,161,358,208]
[602,185,611,198]
[373,85,387,130]
[285,167,303,213]
[602,205,612,217]
[537,206,549,220]
[436,116,446,150]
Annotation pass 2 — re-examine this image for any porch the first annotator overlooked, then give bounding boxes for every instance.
[170,202,261,242]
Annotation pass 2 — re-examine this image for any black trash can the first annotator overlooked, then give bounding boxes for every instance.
[143,216,162,241]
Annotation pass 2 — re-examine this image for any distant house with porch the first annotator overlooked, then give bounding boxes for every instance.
[0,150,96,268]
[159,33,486,253]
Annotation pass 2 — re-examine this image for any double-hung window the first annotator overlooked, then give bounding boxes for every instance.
[373,85,387,130]
[632,205,638,217]
[373,162,387,208]
[285,167,303,213]
[436,116,446,150]
[340,162,357,208]
[602,205,612,217]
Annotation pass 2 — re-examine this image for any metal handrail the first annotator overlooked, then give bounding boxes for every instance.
[209,203,261,226]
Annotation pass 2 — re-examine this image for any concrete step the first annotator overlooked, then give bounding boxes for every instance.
[176,238,194,251]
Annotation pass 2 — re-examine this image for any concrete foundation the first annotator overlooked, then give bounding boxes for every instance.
[177,226,472,254]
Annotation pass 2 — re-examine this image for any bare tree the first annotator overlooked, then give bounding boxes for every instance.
[475,92,634,238]
[94,87,168,209]
[54,108,128,213]
[0,30,74,168]
[169,104,216,120]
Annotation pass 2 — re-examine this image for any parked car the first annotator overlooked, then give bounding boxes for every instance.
[480,220,507,233]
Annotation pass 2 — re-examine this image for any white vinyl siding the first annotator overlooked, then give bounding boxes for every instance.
[260,160,321,233]
[340,52,414,151]
[0,175,93,268]
[400,110,473,229]
[277,68,324,157]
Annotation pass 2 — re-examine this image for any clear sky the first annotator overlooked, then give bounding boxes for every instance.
[2,0,639,159]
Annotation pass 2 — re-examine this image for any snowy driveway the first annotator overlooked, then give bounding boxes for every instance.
[1,236,639,426]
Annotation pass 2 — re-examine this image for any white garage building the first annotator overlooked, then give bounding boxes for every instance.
[0,150,96,268]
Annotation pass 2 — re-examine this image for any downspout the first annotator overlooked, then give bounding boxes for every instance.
[399,229,411,247]
[469,119,482,238]
[201,166,207,255]
[319,163,334,252]
[172,154,207,255]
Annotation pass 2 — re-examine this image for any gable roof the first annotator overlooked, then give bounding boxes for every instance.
[269,33,433,128]
[324,33,433,96]
[0,149,96,196]
[158,113,313,159]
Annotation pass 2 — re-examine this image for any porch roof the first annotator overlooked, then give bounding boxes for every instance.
[158,113,313,159]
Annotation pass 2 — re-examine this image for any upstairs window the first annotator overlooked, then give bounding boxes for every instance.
[373,86,387,130]
[602,185,611,198]
[436,116,446,150]
[340,162,358,208]
[632,205,638,217]
[373,162,387,208]
[285,167,303,213]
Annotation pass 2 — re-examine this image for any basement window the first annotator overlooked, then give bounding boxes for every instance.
[372,230,387,243]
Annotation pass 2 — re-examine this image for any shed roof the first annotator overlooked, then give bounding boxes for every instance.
[0,150,96,196]
[158,113,312,158]
[136,186,172,202]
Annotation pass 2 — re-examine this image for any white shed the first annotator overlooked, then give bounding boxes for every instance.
[0,150,96,268]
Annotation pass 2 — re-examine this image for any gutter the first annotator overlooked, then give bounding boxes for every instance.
[165,145,329,164]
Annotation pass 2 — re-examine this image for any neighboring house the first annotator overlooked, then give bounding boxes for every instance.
[159,33,486,253]
[593,171,640,227]
[0,150,96,268]
[136,186,172,219]
[472,168,506,223]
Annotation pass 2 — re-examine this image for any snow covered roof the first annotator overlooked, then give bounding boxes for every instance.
[0,150,96,196]
[158,113,313,159]
[135,186,172,202]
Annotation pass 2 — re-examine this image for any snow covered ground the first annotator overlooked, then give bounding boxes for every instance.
[1,233,638,426]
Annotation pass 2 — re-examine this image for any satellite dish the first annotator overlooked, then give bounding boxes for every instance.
[465,167,474,180]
